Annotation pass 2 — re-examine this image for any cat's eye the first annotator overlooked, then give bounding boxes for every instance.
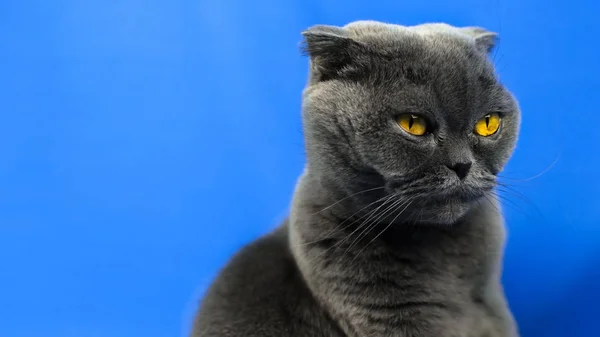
[474,113,501,137]
[396,114,428,136]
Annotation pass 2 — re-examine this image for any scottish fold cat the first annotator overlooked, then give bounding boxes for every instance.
[192,20,520,337]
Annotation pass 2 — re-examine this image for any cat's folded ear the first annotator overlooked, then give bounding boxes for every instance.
[460,27,498,53]
[301,25,364,82]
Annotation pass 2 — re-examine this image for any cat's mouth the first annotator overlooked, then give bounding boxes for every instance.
[386,178,491,202]
[405,189,488,225]
[379,172,496,224]
[380,182,491,225]
[430,188,486,203]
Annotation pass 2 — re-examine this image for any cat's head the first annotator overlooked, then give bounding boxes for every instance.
[300,21,520,225]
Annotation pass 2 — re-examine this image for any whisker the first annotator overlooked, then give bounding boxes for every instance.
[498,153,561,183]
[302,194,397,265]
[482,193,502,214]
[310,186,386,215]
[493,188,544,221]
[496,184,543,213]
[338,195,399,250]
[344,196,404,253]
[294,193,393,247]
[350,199,415,263]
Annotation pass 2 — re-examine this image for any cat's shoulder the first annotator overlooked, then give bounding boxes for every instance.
[192,222,341,337]
[209,224,297,295]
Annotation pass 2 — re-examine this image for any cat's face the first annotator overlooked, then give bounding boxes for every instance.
[301,22,520,225]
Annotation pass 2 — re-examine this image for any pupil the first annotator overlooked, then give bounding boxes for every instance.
[485,116,490,128]
[408,117,414,129]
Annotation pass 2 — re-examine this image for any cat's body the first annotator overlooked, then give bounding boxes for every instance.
[193,21,520,337]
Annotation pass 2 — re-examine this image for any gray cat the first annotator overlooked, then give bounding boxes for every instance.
[192,20,520,337]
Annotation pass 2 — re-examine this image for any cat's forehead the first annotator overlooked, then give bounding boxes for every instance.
[344,21,478,44]
[344,21,489,67]
[340,22,498,94]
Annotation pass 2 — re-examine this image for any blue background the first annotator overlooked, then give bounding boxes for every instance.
[1,1,599,336]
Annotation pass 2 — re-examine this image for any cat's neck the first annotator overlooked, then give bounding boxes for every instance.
[292,169,389,225]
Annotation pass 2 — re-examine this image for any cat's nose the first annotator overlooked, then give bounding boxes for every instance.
[446,162,472,180]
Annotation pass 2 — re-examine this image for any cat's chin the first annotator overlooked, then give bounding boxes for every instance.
[410,200,475,226]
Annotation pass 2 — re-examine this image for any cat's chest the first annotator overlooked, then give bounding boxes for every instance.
[335,221,496,279]
[319,241,499,337]
[316,221,502,313]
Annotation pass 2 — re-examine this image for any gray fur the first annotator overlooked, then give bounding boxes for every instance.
[192,20,520,337]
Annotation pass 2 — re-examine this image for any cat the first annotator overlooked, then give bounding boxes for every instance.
[192,20,520,337]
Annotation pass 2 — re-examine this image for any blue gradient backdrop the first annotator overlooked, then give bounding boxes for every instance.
[1,1,599,336]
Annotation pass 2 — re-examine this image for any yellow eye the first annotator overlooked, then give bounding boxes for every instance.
[397,114,428,136]
[474,113,501,137]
